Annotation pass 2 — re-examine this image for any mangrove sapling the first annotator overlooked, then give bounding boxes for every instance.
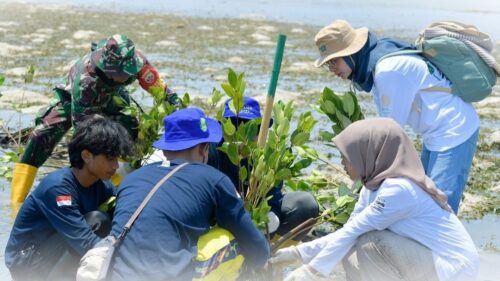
[305,86,365,228]
[275,86,365,231]
[287,169,362,229]
[191,87,225,117]
[122,86,190,169]
[318,87,364,137]
[215,68,318,231]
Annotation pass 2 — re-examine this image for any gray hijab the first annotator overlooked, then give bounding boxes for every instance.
[333,118,452,212]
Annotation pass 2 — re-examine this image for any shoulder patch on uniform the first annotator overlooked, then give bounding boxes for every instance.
[56,195,72,207]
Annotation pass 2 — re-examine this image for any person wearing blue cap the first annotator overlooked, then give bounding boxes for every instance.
[109,108,270,281]
[207,96,319,245]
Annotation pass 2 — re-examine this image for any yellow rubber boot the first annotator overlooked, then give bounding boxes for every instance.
[10,163,38,204]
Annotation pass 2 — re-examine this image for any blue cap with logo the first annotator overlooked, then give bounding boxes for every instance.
[223,96,273,126]
[153,108,222,151]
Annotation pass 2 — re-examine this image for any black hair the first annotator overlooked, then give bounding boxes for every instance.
[68,116,133,169]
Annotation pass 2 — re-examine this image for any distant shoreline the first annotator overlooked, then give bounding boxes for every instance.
[1,0,500,38]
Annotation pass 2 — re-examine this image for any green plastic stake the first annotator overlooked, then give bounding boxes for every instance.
[258,34,287,147]
[268,34,286,98]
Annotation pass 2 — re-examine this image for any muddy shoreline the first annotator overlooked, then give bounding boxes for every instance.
[0,2,499,279]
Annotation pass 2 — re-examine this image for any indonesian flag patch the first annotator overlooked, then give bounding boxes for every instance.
[56,195,72,207]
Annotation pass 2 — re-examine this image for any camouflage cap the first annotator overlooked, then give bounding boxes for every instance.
[91,34,144,82]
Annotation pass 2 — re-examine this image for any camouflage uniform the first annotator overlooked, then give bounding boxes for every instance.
[21,35,171,167]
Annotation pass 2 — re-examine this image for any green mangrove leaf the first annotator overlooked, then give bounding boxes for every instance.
[341,93,355,117]
[322,87,335,101]
[267,130,278,148]
[237,79,246,96]
[157,104,166,116]
[221,83,236,98]
[239,166,248,182]
[267,151,280,169]
[217,143,229,155]
[120,107,137,118]
[239,143,251,158]
[181,93,190,107]
[304,147,319,159]
[323,87,343,109]
[323,100,336,115]
[232,95,244,115]
[300,113,317,132]
[332,124,342,135]
[338,183,350,196]
[290,158,313,175]
[336,195,355,207]
[291,132,309,146]
[235,121,246,140]
[227,143,240,166]
[275,168,292,181]
[236,72,245,91]
[222,119,236,136]
[335,110,351,129]
[228,68,238,88]
[210,88,224,105]
[296,180,311,191]
[24,65,35,83]
[352,180,363,194]
[150,86,165,101]
[0,151,19,163]
[244,120,259,140]
[294,146,307,158]
[215,108,223,121]
[319,130,335,142]
[339,114,352,129]
[285,180,298,191]
[333,212,350,225]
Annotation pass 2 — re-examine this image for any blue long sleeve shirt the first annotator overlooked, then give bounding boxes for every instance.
[110,159,270,281]
[5,167,115,269]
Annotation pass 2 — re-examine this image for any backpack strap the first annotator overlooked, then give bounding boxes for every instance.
[376,50,453,94]
[115,162,189,244]
[421,86,452,93]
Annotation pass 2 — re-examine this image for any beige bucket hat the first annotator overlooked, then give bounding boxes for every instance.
[314,20,369,67]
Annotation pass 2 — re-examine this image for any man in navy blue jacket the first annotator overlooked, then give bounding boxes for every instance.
[5,117,133,281]
[208,97,319,243]
[109,108,269,281]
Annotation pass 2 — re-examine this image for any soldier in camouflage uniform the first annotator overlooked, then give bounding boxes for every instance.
[11,34,176,205]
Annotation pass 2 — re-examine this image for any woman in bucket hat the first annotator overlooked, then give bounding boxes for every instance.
[11,34,178,209]
[109,108,269,281]
[271,118,479,281]
[314,20,479,213]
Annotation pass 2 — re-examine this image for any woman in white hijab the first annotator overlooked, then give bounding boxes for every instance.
[271,118,479,281]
